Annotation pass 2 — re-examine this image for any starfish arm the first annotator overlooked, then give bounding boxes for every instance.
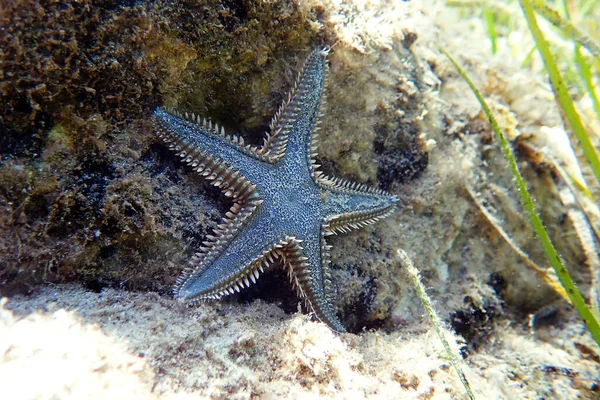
[174,208,295,302]
[153,108,274,192]
[321,184,398,235]
[265,49,328,174]
[283,236,346,332]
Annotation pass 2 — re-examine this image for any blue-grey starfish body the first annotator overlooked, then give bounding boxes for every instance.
[152,49,397,332]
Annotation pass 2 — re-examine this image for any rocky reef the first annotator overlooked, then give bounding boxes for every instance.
[1,0,598,398]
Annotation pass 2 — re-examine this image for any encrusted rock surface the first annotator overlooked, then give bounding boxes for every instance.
[3,285,598,399]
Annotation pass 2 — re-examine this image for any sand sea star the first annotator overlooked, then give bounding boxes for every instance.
[152,49,398,332]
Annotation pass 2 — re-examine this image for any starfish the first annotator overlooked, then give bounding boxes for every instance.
[152,49,398,332]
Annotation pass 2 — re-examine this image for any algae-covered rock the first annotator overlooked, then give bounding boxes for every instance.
[0,0,429,315]
[0,0,330,293]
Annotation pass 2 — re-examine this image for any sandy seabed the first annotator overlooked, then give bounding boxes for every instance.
[2,284,598,399]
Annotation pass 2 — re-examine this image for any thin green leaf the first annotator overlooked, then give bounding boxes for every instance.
[575,44,600,120]
[520,0,600,183]
[485,8,498,54]
[531,0,600,60]
[580,0,599,17]
[439,44,600,348]
[398,249,475,400]
[521,45,538,68]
